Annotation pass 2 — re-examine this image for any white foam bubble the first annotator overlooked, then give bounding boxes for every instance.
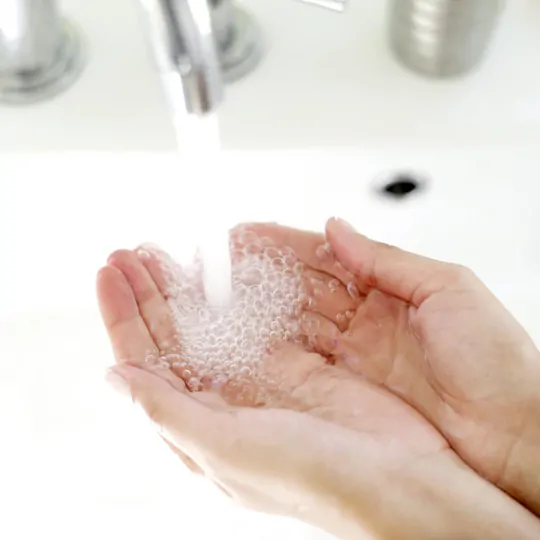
[145,226,309,402]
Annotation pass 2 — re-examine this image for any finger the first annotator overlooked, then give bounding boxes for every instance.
[131,353,232,411]
[235,223,355,286]
[107,250,179,354]
[325,217,467,307]
[303,269,357,331]
[96,266,158,363]
[136,244,206,305]
[107,364,231,456]
[134,244,177,299]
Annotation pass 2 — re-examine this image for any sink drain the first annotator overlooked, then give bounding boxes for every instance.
[375,172,427,200]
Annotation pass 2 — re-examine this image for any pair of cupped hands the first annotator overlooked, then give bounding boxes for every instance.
[97,218,540,540]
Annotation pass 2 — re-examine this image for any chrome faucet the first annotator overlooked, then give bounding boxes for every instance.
[0,0,85,105]
[139,0,223,115]
[0,0,262,114]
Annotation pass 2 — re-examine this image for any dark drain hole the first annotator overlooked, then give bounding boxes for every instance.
[378,173,427,200]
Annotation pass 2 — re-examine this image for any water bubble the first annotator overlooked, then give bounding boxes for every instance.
[239,366,252,377]
[328,279,340,293]
[315,243,332,260]
[265,247,280,259]
[260,237,274,248]
[243,243,261,256]
[212,374,228,390]
[142,231,311,397]
[187,378,202,392]
[238,231,258,245]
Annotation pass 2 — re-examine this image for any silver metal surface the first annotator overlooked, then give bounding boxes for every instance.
[0,1,85,104]
[218,6,264,84]
[139,0,224,115]
[388,0,506,78]
[297,0,348,13]
[0,0,262,113]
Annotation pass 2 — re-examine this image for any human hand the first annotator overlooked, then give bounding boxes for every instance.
[250,218,540,515]
[96,242,446,539]
[97,242,540,539]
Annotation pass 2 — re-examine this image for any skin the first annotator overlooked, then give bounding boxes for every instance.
[247,217,540,517]
[96,219,540,538]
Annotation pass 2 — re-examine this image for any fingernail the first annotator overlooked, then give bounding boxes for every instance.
[105,367,132,398]
[334,217,356,232]
[136,248,151,261]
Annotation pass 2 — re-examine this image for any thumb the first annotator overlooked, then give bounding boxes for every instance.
[106,364,225,455]
[325,217,471,306]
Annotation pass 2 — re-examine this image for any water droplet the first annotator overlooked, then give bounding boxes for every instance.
[336,313,346,324]
[315,242,332,260]
[187,378,202,392]
[239,366,252,377]
[328,279,340,293]
[347,282,360,300]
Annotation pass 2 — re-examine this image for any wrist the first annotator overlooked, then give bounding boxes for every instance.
[328,450,540,540]
[497,392,540,517]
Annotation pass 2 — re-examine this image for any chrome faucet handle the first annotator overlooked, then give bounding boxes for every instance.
[297,0,348,12]
[0,0,85,104]
[140,0,224,115]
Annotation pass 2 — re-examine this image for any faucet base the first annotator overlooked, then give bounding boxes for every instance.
[0,20,85,105]
[219,6,264,84]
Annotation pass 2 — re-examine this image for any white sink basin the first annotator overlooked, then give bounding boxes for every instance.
[2,152,540,540]
[1,152,539,335]
[2,152,540,539]
[0,0,539,150]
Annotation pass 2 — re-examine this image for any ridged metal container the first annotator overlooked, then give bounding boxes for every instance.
[388,0,506,78]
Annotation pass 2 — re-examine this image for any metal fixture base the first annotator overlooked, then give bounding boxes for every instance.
[0,20,85,105]
[220,7,264,84]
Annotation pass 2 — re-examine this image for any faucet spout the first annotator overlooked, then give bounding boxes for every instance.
[139,0,224,115]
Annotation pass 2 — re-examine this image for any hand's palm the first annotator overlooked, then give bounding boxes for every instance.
[249,223,540,487]
[97,244,447,488]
